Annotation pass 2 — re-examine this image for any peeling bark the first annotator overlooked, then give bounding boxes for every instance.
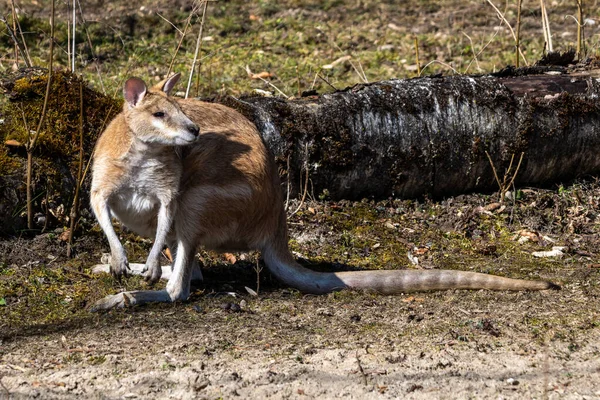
[223,66,600,200]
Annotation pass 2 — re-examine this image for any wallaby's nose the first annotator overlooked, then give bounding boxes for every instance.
[188,124,200,138]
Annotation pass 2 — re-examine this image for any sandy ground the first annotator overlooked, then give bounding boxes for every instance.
[2,284,600,399]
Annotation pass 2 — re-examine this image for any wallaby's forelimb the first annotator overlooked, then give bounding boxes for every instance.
[90,192,129,277]
[142,202,175,282]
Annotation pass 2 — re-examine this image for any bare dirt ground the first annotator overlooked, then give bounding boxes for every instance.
[2,295,599,400]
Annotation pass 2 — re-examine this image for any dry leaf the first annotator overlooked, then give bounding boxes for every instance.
[402,296,424,303]
[250,71,274,80]
[163,247,173,262]
[517,230,540,243]
[407,251,419,265]
[532,246,567,258]
[414,246,429,255]
[224,253,237,264]
[484,202,502,212]
[322,55,351,69]
[58,230,70,242]
[387,23,403,31]
[4,139,23,147]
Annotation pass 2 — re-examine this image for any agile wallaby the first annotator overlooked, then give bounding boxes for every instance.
[90,73,558,311]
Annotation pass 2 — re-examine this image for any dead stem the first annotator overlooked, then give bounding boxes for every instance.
[67,83,85,258]
[186,0,210,98]
[516,0,522,67]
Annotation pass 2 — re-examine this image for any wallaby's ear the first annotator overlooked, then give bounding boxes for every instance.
[123,77,147,108]
[152,73,181,95]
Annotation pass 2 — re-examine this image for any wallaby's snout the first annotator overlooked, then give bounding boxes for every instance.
[187,123,200,139]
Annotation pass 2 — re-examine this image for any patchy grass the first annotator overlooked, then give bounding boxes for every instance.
[1,180,598,336]
[1,0,598,98]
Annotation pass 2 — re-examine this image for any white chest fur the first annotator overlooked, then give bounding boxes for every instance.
[105,144,181,236]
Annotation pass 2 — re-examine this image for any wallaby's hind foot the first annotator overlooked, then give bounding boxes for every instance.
[91,289,174,312]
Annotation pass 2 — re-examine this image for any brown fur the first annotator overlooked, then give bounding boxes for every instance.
[90,75,559,311]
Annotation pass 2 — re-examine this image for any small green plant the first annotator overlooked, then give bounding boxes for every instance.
[87,355,106,365]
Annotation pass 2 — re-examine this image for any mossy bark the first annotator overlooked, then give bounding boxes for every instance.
[224,66,600,200]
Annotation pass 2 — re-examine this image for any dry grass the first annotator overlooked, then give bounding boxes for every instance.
[1,0,597,97]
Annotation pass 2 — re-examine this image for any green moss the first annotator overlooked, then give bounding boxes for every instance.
[0,145,20,175]
[0,69,122,231]
[2,69,122,161]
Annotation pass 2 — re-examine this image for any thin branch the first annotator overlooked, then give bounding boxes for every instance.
[284,154,291,211]
[253,256,263,295]
[156,12,184,35]
[414,36,421,76]
[485,151,503,190]
[485,151,525,203]
[186,0,209,98]
[72,0,76,71]
[419,60,459,76]
[540,0,553,52]
[576,0,585,58]
[290,143,310,217]
[504,153,516,186]
[485,0,529,66]
[317,73,338,91]
[67,82,84,257]
[348,58,368,83]
[166,8,196,79]
[331,41,367,83]
[0,15,31,67]
[310,69,318,91]
[9,0,33,67]
[295,65,301,97]
[516,0,522,67]
[76,0,105,94]
[11,0,18,64]
[461,31,481,73]
[464,30,499,73]
[257,76,289,98]
[504,152,525,189]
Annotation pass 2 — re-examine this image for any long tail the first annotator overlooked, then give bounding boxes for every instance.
[262,242,560,294]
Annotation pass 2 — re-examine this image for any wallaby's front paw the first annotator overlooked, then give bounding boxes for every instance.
[142,259,162,283]
[110,253,130,278]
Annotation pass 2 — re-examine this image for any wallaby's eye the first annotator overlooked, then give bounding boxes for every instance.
[153,111,165,118]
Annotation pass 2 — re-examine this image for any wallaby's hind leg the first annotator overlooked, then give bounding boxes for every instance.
[165,239,197,301]
[91,239,197,311]
[166,239,204,281]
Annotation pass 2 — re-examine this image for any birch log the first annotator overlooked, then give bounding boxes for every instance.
[222,68,600,200]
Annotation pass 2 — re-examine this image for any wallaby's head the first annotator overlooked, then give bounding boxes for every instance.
[122,73,199,146]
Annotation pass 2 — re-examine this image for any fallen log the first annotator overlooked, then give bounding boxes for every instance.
[223,64,600,200]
